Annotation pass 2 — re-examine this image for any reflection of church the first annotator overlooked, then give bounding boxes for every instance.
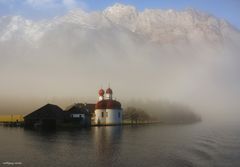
[93,126,122,165]
[94,88,123,125]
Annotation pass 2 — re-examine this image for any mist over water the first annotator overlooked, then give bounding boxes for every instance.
[0,4,240,123]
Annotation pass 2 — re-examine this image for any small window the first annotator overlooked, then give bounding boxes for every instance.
[118,112,120,118]
[106,112,108,117]
[102,112,104,118]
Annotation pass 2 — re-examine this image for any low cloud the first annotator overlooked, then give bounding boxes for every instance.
[0,4,240,122]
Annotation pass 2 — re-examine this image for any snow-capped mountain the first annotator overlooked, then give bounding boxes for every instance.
[0,3,238,44]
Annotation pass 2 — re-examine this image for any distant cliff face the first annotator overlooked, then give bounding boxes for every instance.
[0,4,240,118]
[0,3,239,44]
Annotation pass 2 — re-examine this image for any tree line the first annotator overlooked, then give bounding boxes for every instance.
[123,107,151,124]
[123,103,201,124]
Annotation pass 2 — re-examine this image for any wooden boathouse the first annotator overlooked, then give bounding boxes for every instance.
[24,104,64,129]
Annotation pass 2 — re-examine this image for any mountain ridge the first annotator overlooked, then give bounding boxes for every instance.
[0,3,238,44]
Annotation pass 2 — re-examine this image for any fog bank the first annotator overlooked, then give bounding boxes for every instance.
[0,4,240,121]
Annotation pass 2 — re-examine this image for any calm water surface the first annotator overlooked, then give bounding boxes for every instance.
[0,121,240,167]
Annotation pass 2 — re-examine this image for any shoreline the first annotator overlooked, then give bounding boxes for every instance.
[0,119,201,128]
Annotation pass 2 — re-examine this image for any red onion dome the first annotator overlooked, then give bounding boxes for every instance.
[106,88,113,94]
[106,100,121,109]
[95,100,107,109]
[98,88,105,96]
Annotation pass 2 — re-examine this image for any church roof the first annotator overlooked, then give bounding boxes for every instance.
[95,100,121,110]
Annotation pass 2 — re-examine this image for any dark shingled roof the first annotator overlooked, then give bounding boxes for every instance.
[65,103,95,115]
[65,104,89,115]
[24,104,64,120]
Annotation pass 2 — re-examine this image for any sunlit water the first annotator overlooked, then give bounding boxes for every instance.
[0,121,240,167]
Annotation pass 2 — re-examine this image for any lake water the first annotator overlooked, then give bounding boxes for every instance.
[0,121,240,167]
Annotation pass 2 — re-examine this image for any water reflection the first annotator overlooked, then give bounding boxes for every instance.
[92,126,122,166]
[20,126,123,167]
[1,122,240,167]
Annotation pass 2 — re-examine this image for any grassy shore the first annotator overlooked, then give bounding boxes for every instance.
[0,115,24,122]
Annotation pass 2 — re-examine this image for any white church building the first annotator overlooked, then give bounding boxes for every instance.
[94,87,122,125]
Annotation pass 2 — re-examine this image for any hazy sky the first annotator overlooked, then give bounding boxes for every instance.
[0,0,240,29]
